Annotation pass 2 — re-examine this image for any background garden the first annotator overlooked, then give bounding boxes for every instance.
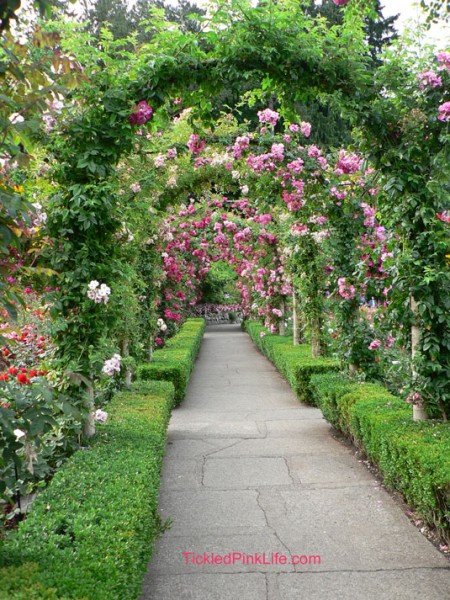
[0,0,449,597]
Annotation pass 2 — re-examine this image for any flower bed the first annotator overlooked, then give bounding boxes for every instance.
[243,320,339,403]
[0,380,175,599]
[310,372,450,541]
[136,318,205,405]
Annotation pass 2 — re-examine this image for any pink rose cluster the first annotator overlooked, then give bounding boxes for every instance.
[94,409,108,424]
[288,122,311,137]
[300,122,311,137]
[368,339,381,350]
[360,202,375,228]
[436,51,450,72]
[102,354,121,376]
[333,0,351,5]
[437,211,450,223]
[337,277,355,300]
[164,308,181,322]
[438,102,450,122]
[129,101,153,125]
[257,108,279,126]
[187,134,206,154]
[335,150,362,175]
[417,70,442,89]
[233,135,250,159]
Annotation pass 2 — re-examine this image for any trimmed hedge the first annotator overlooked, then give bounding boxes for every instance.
[310,372,450,540]
[136,318,205,405]
[0,381,175,599]
[244,321,450,539]
[243,321,339,404]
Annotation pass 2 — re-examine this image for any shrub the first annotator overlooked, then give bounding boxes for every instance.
[0,381,175,599]
[310,372,450,540]
[136,318,205,405]
[244,321,339,403]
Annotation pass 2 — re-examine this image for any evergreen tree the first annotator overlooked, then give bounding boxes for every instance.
[309,0,398,65]
[78,0,205,42]
[364,0,398,65]
[85,0,131,40]
[290,0,399,147]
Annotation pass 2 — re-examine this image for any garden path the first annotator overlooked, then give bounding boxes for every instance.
[140,325,450,600]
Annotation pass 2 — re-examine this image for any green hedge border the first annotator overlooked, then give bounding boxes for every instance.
[244,321,450,541]
[136,318,206,405]
[0,381,174,599]
[243,321,339,403]
[310,372,450,540]
[0,318,206,599]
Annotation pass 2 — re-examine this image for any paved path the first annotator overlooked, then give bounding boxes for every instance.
[140,325,450,600]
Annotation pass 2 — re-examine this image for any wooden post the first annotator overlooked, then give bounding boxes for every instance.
[311,315,323,358]
[278,300,286,336]
[410,296,427,421]
[121,337,132,387]
[293,292,300,346]
[83,383,96,437]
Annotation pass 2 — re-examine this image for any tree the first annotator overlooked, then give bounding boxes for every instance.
[84,0,134,40]
[292,0,399,147]
[79,0,205,42]
[364,0,398,65]
[420,0,450,21]
[0,0,55,33]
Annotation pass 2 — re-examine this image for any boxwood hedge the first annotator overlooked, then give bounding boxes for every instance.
[310,372,450,540]
[136,318,205,405]
[0,318,206,598]
[243,320,339,403]
[0,381,175,599]
[245,321,450,540]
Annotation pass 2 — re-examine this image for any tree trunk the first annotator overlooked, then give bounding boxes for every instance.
[410,296,421,360]
[410,296,427,421]
[121,337,132,387]
[83,384,96,437]
[311,317,322,358]
[278,301,286,336]
[293,292,302,346]
[148,338,154,362]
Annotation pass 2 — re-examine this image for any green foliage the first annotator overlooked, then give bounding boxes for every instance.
[244,320,339,403]
[359,38,450,417]
[199,262,239,304]
[0,0,59,33]
[78,0,205,43]
[0,380,175,599]
[136,318,205,405]
[0,377,82,510]
[420,0,450,22]
[0,25,82,322]
[310,372,450,539]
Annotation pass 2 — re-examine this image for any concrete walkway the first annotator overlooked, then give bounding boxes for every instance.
[140,325,450,600]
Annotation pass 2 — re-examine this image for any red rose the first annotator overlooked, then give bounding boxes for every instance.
[20,367,28,373]
[8,367,18,375]
[29,369,37,378]
[0,373,9,381]
[17,373,29,385]
[38,370,47,376]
